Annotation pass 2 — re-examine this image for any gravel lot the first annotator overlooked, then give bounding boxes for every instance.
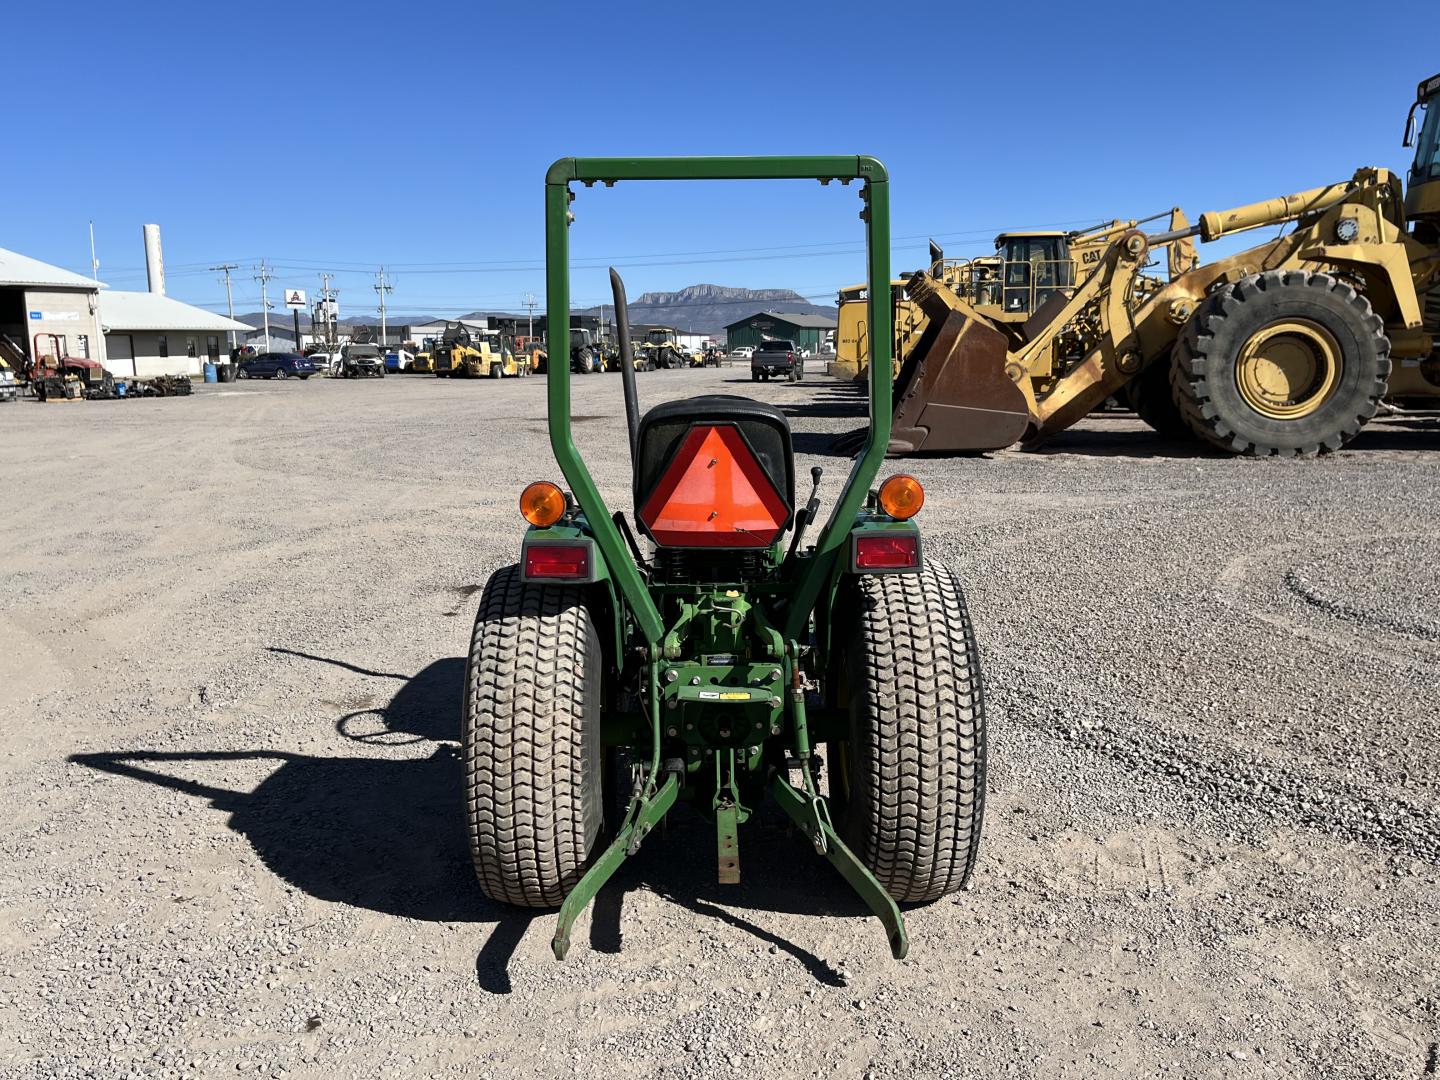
[2,365,1438,1079]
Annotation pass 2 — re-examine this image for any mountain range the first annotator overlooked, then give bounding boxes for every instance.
[232,284,837,337]
[575,284,836,335]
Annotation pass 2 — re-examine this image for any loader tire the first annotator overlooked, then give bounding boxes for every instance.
[1124,356,1190,440]
[834,564,987,903]
[463,565,602,908]
[1170,270,1390,456]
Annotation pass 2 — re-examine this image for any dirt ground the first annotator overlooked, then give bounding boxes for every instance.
[2,366,1438,1079]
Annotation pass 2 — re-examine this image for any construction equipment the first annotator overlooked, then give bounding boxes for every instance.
[412,337,436,373]
[879,75,1440,456]
[836,222,1174,382]
[638,326,689,368]
[0,345,18,403]
[432,322,525,378]
[463,156,987,962]
[566,327,612,374]
[605,338,650,372]
[514,335,549,374]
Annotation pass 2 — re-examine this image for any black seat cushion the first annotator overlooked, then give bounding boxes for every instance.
[634,395,794,524]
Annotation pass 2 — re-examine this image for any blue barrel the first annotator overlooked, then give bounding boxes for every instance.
[203,362,218,383]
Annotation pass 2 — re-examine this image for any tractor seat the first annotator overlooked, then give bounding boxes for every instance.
[633,395,795,534]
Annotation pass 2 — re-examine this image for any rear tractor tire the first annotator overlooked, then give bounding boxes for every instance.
[833,564,987,903]
[1170,270,1390,456]
[463,565,603,907]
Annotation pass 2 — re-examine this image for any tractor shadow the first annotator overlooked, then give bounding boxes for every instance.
[69,652,859,992]
[587,805,858,985]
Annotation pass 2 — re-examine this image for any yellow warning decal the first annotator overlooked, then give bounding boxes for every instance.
[719,691,751,701]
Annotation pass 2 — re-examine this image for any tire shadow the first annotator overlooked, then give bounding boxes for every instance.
[70,652,542,994]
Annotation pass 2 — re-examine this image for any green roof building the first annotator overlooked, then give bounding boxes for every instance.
[724,310,835,353]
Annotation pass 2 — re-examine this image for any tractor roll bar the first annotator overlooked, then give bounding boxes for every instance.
[545,156,893,647]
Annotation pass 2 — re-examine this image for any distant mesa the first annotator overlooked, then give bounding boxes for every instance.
[233,284,837,338]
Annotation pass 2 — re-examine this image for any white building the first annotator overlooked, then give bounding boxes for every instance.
[100,291,249,377]
[0,246,106,369]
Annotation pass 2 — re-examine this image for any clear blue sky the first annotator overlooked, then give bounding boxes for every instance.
[7,0,1438,321]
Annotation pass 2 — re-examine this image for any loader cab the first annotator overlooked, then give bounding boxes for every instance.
[1403,72,1440,224]
[995,232,1074,314]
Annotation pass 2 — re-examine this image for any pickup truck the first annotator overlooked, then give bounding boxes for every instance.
[339,344,386,378]
[750,338,803,382]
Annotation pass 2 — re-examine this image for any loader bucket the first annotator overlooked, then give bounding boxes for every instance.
[888,274,1030,454]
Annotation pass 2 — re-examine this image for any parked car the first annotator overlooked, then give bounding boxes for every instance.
[750,338,803,382]
[235,352,317,380]
[730,345,754,359]
[0,364,16,402]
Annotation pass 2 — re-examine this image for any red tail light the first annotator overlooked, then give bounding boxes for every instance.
[640,425,788,548]
[523,542,591,581]
[853,533,920,572]
[787,352,795,361]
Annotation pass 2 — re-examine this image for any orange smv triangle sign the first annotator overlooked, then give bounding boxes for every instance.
[640,425,788,548]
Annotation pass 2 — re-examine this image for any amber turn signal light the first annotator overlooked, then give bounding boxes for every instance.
[520,481,566,527]
[877,474,924,520]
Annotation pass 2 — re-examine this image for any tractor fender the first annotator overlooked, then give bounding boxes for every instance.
[519,523,626,668]
[814,516,922,666]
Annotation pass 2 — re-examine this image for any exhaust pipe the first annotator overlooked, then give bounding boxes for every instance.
[609,267,641,463]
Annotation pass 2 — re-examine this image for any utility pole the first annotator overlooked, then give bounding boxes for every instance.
[523,292,537,339]
[254,260,273,350]
[374,267,393,346]
[211,263,239,349]
[317,273,338,351]
[89,221,100,282]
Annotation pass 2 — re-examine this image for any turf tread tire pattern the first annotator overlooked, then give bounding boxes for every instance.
[463,565,601,908]
[839,564,987,903]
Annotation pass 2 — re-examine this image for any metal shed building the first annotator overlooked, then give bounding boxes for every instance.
[100,292,249,377]
[0,247,106,371]
[723,310,836,353]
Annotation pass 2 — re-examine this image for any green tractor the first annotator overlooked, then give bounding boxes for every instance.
[463,156,987,961]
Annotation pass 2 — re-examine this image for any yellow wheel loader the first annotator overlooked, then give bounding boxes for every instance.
[432,323,525,378]
[837,218,1189,383]
[881,73,1440,457]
